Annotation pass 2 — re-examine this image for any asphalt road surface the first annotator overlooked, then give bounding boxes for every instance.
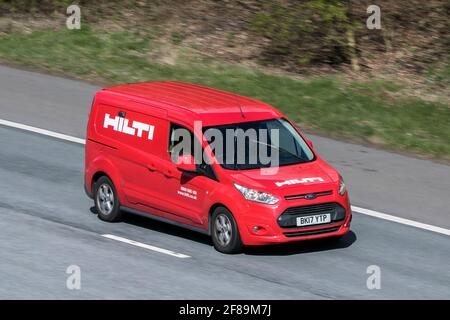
[0,65,449,299]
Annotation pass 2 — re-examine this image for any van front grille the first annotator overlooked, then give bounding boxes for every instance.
[284,190,332,200]
[277,202,346,228]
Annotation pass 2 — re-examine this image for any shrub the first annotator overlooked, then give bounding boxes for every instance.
[251,0,352,68]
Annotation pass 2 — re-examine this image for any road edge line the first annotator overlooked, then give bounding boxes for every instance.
[0,118,86,145]
[352,205,450,236]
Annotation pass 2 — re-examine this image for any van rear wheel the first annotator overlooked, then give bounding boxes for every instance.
[211,207,243,254]
[94,176,122,222]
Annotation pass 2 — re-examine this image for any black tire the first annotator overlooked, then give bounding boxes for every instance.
[93,176,122,222]
[211,207,243,254]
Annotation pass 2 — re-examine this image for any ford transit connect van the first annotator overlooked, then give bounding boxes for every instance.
[85,81,352,253]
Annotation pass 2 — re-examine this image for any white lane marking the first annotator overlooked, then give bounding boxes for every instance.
[352,206,450,236]
[102,234,191,258]
[1,118,449,237]
[0,118,86,144]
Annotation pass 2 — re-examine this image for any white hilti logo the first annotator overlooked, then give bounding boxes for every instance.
[103,113,155,140]
[275,177,324,187]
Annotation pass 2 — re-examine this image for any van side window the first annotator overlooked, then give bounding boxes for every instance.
[168,123,217,181]
[168,123,195,161]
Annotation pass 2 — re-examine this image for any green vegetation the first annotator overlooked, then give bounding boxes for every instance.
[0,26,449,160]
[426,63,450,87]
[170,32,184,45]
[251,0,352,67]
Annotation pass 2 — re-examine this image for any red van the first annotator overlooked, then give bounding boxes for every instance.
[85,81,351,253]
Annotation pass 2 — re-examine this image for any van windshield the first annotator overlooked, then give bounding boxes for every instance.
[203,118,315,170]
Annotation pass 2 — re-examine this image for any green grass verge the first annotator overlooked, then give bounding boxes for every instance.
[0,26,449,160]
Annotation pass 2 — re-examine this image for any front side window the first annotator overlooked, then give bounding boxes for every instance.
[168,123,195,162]
[168,123,217,180]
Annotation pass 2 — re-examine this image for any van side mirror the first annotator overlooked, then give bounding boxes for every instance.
[176,154,197,174]
[306,139,314,149]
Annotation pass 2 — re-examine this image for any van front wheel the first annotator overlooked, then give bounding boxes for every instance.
[211,207,243,254]
[94,176,122,222]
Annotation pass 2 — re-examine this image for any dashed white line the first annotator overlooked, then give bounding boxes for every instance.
[1,118,449,237]
[102,234,191,258]
[351,206,450,236]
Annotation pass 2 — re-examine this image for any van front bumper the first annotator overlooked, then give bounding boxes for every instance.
[236,197,352,246]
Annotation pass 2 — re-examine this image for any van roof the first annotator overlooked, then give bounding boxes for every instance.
[103,81,282,126]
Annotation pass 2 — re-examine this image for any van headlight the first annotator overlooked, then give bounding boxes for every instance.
[234,183,279,205]
[338,175,346,196]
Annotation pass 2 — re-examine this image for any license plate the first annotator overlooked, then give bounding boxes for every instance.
[296,213,331,227]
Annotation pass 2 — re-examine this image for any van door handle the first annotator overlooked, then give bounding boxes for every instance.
[147,163,157,171]
[163,169,174,178]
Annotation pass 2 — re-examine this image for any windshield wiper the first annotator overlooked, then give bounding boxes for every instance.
[252,139,306,164]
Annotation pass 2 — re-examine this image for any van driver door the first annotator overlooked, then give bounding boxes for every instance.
[158,122,218,228]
